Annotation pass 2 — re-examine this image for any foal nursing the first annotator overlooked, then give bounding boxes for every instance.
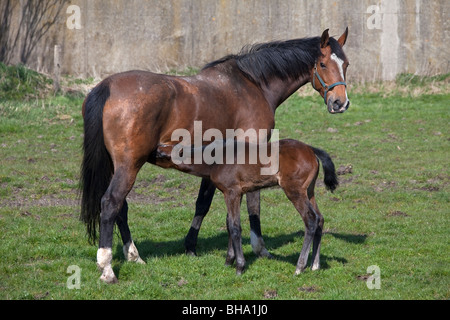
[158,138,338,275]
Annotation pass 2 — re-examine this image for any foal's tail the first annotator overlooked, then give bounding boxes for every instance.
[80,80,113,244]
[311,147,339,192]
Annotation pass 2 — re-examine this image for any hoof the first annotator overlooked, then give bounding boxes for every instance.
[236,265,245,275]
[250,232,273,259]
[294,267,306,276]
[135,256,146,264]
[123,241,145,264]
[225,256,235,267]
[98,265,118,284]
[258,248,274,259]
[100,274,118,284]
[185,249,197,257]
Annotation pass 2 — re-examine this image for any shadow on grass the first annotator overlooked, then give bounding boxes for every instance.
[112,229,367,274]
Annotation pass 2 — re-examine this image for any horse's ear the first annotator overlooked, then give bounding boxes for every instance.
[338,27,348,47]
[320,29,330,48]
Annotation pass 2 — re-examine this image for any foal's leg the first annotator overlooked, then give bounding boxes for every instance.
[225,216,235,267]
[97,167,139,283]
[247,190,272,258]
[185,182,270,259]
[284,189,318,275]
[184,178,216,255]
[224,191,245,275]
[116,200,145,264]
[295,200,319,275]
[309,197,324,271]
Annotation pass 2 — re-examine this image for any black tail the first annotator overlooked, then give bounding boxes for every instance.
[80,80,113,244]
[311,146,339,192]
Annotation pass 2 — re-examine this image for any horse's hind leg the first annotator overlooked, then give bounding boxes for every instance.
[284,188,318,275]
[116,200,145,264]
[309,198,324,271]
[295,201,318,275]
[97,167,140,283]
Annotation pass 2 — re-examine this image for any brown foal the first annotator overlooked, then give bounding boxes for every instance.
[157,138,338,274]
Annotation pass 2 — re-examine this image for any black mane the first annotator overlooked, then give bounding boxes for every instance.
[203,36,346,86]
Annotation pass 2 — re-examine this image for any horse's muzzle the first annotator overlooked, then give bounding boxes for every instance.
[327,99,350,114]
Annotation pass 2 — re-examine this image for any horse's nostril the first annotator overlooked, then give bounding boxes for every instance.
[333,100,342,111]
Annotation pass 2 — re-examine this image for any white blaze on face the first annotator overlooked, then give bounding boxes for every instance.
[330,53,345,80]
[330,53,349,105]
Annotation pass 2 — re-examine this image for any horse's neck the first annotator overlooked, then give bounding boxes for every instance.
[262,73,311,112]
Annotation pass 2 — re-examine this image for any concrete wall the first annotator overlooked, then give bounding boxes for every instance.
[1,0,449,81]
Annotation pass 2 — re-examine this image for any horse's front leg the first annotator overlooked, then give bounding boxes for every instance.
[184,178,216,255]
[247,190,272,258]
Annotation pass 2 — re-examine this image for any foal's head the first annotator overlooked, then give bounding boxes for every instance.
[311,28,350,114]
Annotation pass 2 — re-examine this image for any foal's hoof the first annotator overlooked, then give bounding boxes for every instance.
[225,256,235,267]
[236,266,245,275]
[294,266,307,276]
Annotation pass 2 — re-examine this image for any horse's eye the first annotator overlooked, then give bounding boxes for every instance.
[320,62,326,68]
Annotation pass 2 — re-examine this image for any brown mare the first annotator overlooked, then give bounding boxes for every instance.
[80,28,350,283]
[157,139,338,275]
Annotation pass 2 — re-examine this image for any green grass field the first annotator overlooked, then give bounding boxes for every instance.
[0,64,448,300]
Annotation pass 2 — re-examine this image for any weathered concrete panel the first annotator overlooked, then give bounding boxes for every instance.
[1,0,448,81]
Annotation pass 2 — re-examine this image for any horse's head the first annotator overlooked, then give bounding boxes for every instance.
[311,28,350,114]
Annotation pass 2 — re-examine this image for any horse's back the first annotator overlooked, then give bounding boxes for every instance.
[97,66,275,166]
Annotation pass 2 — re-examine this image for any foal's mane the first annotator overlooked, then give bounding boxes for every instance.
[203,36,346,86]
